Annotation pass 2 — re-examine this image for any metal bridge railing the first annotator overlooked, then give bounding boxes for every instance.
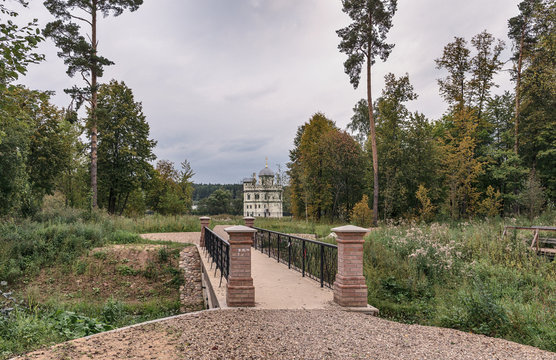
[204,227,230,286]
[253,227,337,288]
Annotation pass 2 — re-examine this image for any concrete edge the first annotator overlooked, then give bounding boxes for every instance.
[342,304,380,316]
[199,250,220,309]
[195,243,228,309]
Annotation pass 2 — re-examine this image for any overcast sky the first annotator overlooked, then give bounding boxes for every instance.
[19,0,521,184]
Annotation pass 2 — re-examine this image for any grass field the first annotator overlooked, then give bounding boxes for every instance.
[0,209,192,359]
[1,207,554,357]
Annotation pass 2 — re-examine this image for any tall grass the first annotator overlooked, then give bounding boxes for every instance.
[364,214,556,352]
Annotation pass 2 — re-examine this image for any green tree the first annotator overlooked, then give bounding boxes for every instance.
[96,80,156,215]
[375,73,416,218]
[481,93,528,212]
[508,0,544,154]
[477,185,503,217]
[0,87,73,215]
[27,94,74,198]
[350,195,373,227]
[288,113,365,221]
[436,32,504,115]
[337,0,398,226]
[199,188,233,215]
[415,184,435,222]
[517,1,556,202]
[435,37,470,107]
[439,106,483,218]
[289,113,336,220]
[405,112,441,212]
[0,0,44,89]
[519,170,546,220]
[468,31,505,120]
[43,0,143,209]
[147,160,194,215]
[318,130,365,220]
[346,99,371,145]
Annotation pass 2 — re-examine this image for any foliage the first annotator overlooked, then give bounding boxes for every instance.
[146,160,194,215]
[519,171,546,220]
[96,80,156,215]
[192,184,243,215]
[346,98,371,145]
[435,32,504,112]
[0,208,190,358]
[415,185,435,222]
[517,0,556,202]
[337,0,398,226]
[477,185,502,217]
[43,0,144,208]
[364,216,556,352]
[350,195,373,227]
[438,106,483,218]
[197,188,234,215]
[0,0,44,88]
[288,113,365,221]
[0,87,74,216]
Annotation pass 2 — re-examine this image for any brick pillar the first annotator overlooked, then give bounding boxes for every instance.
[199,217,210,247]
[332,225,368,307]
[225,225,256,307]
[243,216,255,228]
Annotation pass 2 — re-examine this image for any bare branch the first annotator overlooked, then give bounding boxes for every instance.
[69,14,92,26]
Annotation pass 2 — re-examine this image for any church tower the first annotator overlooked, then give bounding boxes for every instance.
[243,159,283,218]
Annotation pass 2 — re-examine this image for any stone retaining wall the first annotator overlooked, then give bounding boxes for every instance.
[179,246,205,313]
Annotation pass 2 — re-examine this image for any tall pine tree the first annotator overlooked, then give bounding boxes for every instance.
[43,0,143,208]
[337,0,398,226]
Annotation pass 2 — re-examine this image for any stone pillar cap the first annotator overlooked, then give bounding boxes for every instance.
[332,225,369,233]
[199,216,211,220]
[243,216,255,220]
[225,225,257,233]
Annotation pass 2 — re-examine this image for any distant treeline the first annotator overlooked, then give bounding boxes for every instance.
[192,184,243,201]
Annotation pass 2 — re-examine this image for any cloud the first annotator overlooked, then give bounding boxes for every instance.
[18,0,521,183]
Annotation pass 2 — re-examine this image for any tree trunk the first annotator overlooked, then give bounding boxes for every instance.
[367,14,379,226]
[514,23,525,155]
[90,0,98,209]
[119,192,130,216]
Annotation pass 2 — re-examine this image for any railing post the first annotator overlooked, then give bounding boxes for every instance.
[302,240,306,277]
[199,216,211,247]
[320,245,324,288]
[277,234,280,263]
[224,225,256,307]
[288,239,291,269]
[243,216,255,228]
[332,225,368,308]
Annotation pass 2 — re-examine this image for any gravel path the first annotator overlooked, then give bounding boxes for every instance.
[16,309,555,360]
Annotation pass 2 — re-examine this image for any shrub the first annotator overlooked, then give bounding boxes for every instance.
[101,298,125,324]
[157,247,169,263]
[116,265,139,276]
[350,195,373,227]
[440,277,510,337]
[416,185,436,222]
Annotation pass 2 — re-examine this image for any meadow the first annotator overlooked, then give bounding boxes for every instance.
[1,207,554,357]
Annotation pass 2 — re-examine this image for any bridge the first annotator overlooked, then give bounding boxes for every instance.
[144,216,378,313]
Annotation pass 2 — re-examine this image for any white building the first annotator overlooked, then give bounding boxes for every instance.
[243,162,283,218]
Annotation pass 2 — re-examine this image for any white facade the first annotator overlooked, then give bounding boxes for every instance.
[243,164,283,218]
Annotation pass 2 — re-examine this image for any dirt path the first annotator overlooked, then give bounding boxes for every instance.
[15,309,555,360]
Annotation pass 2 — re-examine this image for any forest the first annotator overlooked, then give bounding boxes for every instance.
[289,0,554,224]
[1,0,553,222]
